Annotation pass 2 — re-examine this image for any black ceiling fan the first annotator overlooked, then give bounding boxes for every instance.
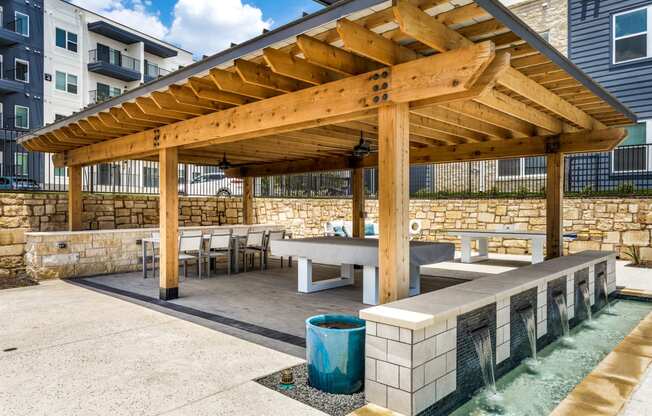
[352,131,373,158]
[218,153,233,170]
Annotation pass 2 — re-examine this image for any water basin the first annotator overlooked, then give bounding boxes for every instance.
[450,299,651,416]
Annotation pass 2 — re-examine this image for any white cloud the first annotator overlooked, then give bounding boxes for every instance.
[167,0,272,57]
[70,0,272,58]
[71,0,168,39]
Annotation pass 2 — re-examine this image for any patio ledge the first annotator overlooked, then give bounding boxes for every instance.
[359,250,616,330]
[24,224,278,237]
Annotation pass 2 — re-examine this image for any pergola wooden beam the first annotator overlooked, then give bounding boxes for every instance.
[225,128,627,177]
[53,42,496,167]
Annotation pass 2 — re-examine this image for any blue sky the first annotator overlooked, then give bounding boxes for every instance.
[151,0,323,29]
[72,0,325,57]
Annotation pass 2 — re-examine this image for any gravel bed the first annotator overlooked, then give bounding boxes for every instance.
[256,364,365,416]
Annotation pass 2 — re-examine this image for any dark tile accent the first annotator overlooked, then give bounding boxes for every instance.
[593,261,608,312]
[160,287,179,300]
[418,302,497,416]
[540,275,567,349]
[504,287,538,376]
[68,278,307,348]
[573,268,590,326]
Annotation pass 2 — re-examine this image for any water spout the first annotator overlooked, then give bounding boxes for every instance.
[552,292,570,337]
[471,326,496,394]
[601,276,612,313]
[518,306,537,361]
[578,282,592,321]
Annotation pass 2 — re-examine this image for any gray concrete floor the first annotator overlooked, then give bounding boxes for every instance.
[82,260,465,356]
[0,280,327,416]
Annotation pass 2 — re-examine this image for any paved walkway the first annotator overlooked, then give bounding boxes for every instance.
[619,365,652,416]
[0,280,326,416]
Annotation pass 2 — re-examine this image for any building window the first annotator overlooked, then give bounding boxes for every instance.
[612,121,651,172]
[55,71,77,94]
[497,156,547,179]
[0,102,3,128]
[613,6,652,64]
[55,28,78,52]
[15,153,28,176]
[97,164,121,186]
[14,105,29,129]
[143,166,159,188]
[14,59,28,83]
[14,12,29,36]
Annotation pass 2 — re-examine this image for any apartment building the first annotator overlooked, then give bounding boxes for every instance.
[0,0,193,185]
[42,0,193,125]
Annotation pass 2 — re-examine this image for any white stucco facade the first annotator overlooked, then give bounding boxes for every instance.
[42,0,194,125]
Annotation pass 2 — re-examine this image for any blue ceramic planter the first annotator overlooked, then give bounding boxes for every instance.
[306,314,365,394]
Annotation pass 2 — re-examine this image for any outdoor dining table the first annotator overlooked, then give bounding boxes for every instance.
[141,234,247,278]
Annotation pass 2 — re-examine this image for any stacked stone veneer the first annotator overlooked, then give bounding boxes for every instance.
[0,192,242,278]
[360,251,616,415]
[1,193,650,278]
[24,225,274,280]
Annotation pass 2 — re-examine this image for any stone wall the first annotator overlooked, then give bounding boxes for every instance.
[1,192,651,279]
[510,0,568,56]
[253,197,652,260]
[0,192,241,278]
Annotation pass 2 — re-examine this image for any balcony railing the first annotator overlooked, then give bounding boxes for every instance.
[89,90,121,105]
[144,62,170,82]
[88,49,140,72]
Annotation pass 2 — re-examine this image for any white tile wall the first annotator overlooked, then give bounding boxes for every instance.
[400,327,413,344]
[436,328,457,355]
[378,323,400,341]
[413,337,437,367]
[412,381,436,415]
[367,335,388,361]
[495,297,511,364]
[366,380,388,408]
[436,370,457,401]
[366,357,376,381]
[399,366,412,392]
[377,360,400,388]
[388,340,412,368]
[424,355,447,384]
[388,386,412,416]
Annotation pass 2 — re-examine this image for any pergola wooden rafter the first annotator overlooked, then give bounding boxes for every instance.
[20,0,634,303]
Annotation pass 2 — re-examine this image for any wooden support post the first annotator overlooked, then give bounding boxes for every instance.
[243,177,254,225]
[159,147,179,300]
[378,103,410,303]
[352,168,365,238]
[546,151,564,259]
[68,165,82,231]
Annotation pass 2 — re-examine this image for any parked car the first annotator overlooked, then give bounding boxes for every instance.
[0,176,41,191]
[185,173,243,196]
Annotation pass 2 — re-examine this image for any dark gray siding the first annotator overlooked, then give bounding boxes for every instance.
[569,0,652,120]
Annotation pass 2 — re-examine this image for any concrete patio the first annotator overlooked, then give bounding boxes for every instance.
[0,280,327,416]
[76,260,465,357]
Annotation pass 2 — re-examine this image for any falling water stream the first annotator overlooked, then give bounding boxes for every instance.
[518,306,537,361]
[601,277,612,313]
[552,292,569,337]
[578,282,592,321]
[471,326,497,394]
[450,300,651,416]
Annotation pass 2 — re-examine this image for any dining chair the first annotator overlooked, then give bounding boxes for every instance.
[179,234,203,279]
[264,230,286,269]
[149,231,161,277]
[240,230,265,272]
[206,230,233,277]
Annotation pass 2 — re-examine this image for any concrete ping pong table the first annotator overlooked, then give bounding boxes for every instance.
[270,237,454,305]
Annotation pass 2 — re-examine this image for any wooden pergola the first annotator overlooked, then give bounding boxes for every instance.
[20,0,634,303]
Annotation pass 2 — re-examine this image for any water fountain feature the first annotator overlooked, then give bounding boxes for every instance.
[552,292,570,337]
[518,306,537,361]
[578,281,592,321]
[601,277,612,313]
[471,326,496,394]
